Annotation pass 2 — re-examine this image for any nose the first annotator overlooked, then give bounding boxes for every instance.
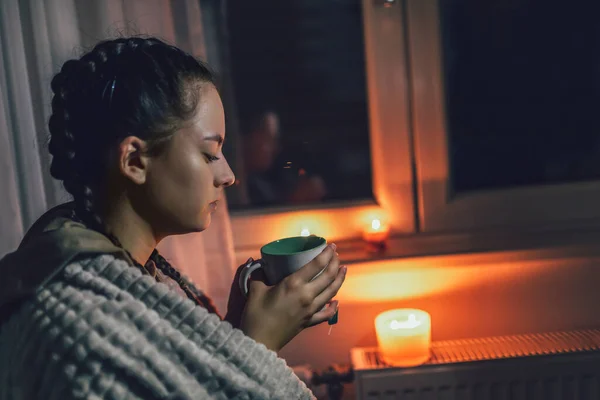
[215,160,236,188]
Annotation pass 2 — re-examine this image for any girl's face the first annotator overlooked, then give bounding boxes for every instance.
[141,84,235,236]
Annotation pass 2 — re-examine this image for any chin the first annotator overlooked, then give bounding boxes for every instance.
[169,213,211,235]
[193,212,212,232]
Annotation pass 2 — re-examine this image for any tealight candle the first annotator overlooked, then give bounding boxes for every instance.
[374,308,431,367]
[363,219,390,252]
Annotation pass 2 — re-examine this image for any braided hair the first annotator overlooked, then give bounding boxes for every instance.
[48,37,218,313]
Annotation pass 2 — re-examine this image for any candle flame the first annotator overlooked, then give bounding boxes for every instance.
[371,219,381,230]
[300,228,310,237]
[390,313,421,330]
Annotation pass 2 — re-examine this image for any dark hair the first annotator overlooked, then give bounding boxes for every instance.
[48,36,218,313]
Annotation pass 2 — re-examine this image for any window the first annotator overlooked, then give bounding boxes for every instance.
[222,0,600,258]
[407,0,600,233]
[224,0,372,210]
[220,0,415,251]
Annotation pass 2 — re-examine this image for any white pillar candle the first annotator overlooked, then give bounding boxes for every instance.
[375,308,431,367]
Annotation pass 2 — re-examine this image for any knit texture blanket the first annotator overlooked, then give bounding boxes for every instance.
[0,253,315,399]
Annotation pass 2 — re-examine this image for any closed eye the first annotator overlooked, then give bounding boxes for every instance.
[203,152,221,162]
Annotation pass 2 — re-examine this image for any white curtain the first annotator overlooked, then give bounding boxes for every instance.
[0,0,237,313]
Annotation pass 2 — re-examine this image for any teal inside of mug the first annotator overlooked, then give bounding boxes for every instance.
[261,236,326,255]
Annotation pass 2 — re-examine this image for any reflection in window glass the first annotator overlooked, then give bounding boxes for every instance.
[440,0,600,194]
[224,0,372,209]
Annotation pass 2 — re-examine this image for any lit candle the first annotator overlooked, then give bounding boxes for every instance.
[374,308,431,367]
[363,219,390,251]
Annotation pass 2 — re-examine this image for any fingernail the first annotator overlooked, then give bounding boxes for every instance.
[341,265,347,275]
[330,243,337,251]
[328,306,339,325]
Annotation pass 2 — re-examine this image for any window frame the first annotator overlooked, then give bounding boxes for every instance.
[406,0,600,233]
[228,0,416,251]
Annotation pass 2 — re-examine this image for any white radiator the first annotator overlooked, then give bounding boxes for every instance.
[351,329,600,400]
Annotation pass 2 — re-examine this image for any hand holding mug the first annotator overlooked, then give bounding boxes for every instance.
[237,237,346,352]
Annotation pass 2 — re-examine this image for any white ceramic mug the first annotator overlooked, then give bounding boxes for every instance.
[239,236,328,296]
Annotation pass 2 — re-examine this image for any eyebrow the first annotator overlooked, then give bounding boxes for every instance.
[203,134,224,145]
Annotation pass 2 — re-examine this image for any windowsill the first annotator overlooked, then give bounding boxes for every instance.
[337,223,600,265]
[233,220,600,267]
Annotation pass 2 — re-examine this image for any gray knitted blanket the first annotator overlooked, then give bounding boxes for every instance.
[0,253,315,399]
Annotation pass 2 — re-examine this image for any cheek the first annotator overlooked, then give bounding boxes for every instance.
[166,149,204,180]
[151,153,213,212]
[178,156,214,200]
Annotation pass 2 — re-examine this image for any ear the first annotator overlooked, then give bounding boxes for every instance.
[117,136,150,185]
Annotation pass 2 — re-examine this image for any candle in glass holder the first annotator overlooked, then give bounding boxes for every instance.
[363,219,390,252]
[375,308,431,367]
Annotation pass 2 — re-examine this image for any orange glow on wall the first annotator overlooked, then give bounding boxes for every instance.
[337,252,551,304]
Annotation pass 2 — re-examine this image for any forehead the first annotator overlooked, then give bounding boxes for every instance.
[179,85,225,142]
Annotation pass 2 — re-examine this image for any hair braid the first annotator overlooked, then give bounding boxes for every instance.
[150,250,220,314]
[49,59,107,238]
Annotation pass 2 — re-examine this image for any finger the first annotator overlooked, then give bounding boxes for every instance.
[247,275,268,296]
[311,265,347,313]
[294,243,336,283]
[308,300,339,327]
[225,259,254,328]
[229,258,253,297]
[307,252,340,296]
[233,258,253,280]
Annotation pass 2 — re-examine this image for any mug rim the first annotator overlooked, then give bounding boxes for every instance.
[261,236,326,256]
